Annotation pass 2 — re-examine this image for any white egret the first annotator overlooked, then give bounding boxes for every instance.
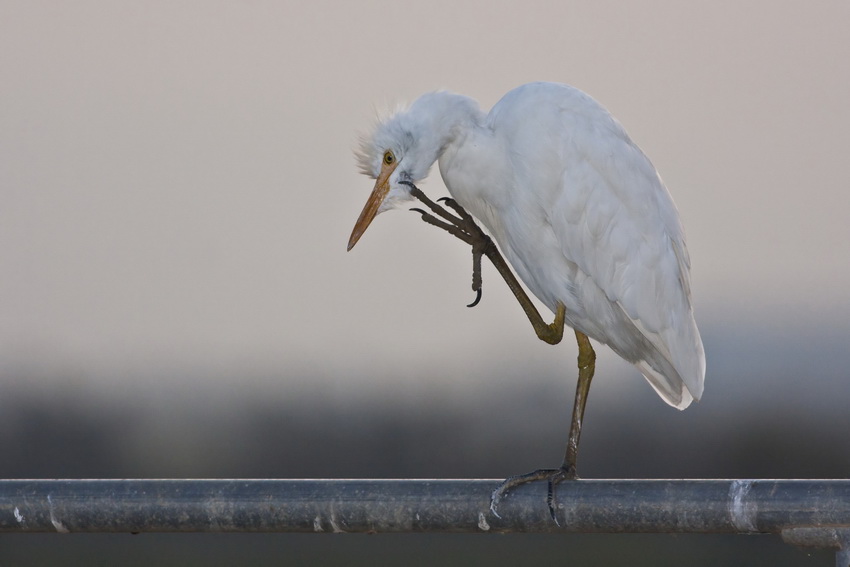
[348,82,705,518]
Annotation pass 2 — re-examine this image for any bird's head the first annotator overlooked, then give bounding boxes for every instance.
[346,139,411,252]
[347,91,480,251]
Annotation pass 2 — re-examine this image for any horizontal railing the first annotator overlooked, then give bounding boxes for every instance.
[2,479,849,563]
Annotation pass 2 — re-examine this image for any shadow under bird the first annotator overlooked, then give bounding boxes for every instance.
[347,81,705,520]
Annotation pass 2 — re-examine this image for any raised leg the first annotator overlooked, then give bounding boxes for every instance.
[405,182,565,345]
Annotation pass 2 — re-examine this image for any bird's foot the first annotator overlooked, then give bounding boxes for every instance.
[490,465,578,525]
[403,181,493,307]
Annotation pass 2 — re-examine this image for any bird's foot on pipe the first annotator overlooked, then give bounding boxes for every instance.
[490,465,578,525]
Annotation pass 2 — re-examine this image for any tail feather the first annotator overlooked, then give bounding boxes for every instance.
[635,359,694,410]
[610,301,705,410]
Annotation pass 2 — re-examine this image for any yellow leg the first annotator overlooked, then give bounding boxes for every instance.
[534,302,566,345]
[489,329,596,522]
[482,243,566,345]
[563,330,596,475]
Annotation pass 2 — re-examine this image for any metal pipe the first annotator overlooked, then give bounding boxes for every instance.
[1,479,849,537]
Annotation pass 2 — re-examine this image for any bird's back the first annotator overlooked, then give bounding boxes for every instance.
[442,82,705,409]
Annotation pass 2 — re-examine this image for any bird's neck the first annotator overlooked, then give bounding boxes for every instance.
[413,92,485,167]
[434,101,511,230]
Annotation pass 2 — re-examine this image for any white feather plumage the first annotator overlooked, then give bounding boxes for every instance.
[356,82,705,409]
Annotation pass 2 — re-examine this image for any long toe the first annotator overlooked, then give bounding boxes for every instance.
[489,468,562,518]
[490,466,579,524]
[545,466,579,524]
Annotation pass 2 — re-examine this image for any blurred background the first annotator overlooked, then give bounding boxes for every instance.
[1,1,848,565]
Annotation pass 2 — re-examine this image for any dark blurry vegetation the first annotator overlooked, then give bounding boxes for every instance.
[1,326,847,565]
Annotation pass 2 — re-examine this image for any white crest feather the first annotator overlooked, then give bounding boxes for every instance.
[354,101,410,179]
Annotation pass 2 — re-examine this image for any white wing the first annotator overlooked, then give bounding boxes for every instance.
[445,83,705,409]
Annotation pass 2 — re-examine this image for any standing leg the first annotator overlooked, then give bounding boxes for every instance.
[489,330,597,522]
[561,330,596,477]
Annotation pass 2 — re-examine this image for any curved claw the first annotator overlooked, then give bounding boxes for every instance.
[466,288,482,308]
[547,478,560,524]
[489,467,572,524]
[409,207,428,215]
[489,489,504,519]
[437,196,453,204]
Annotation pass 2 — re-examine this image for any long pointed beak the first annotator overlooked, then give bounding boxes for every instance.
[347,169,393,251]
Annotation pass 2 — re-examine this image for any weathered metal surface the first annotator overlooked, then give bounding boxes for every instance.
[782,527,850,567]
[1,479,849,537]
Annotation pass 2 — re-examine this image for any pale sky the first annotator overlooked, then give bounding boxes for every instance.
[2,1,849,409]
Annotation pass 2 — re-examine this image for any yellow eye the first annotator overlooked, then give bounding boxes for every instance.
[383,151,395,166]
